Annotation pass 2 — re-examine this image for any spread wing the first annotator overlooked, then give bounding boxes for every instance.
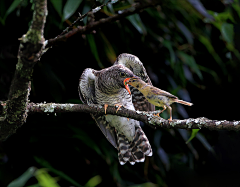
[114,53,155,111]
[149,86,178,100]
[79,68,117,148]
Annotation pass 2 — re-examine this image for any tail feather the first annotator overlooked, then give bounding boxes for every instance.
[176,99,193,106]
[116,126,152,165]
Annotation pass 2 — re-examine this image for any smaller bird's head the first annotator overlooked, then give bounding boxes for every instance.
[124,77,145,90]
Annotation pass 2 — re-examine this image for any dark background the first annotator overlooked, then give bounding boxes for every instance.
[1,0,240,186]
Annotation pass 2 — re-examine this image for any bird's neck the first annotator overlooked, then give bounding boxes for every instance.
[133,81,148,91]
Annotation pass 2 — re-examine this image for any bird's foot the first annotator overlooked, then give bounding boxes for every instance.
[114,104,122,113]
[104,104,108,114]
[168,117,173,122]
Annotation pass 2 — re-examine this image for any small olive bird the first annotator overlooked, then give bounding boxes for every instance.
[79,59,153,165]
[125,77,193,121]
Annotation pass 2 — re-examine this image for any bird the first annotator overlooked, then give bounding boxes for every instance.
[79,63,152,165]
[125,77,193,121]
[114,53,155,112]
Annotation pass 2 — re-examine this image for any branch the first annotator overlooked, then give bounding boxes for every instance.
[26,103,240,131]
[0,0,47,141]
[46,0,159,48]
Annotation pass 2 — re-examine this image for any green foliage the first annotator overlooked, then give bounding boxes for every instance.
[186,129,200,144]
[1,0,240,186]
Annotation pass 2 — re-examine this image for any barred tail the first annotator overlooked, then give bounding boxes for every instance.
[175,99,193,106]
[116,127,152,165]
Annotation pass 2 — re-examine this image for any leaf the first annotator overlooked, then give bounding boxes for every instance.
[157,148,170,171]
[70,126,103,156]
[62,0,83,21]
[87,34,104,68]
[186,129,200,144]
[127,14,147,35]
[162,40,176,65]
[3,0,21,23]
[84,175,102,187]
[39,63,65,102]
[34,157,82,187]
[178,129,199,160]
[35,169,60,187]
[50,0,62,17]
[177,51,203,80]
[221,23,234,44]
[187,0,214,20]
[7,167,36,187]
[176,21,193,44]
[195,133,215,153]
[198,35,225,72]
[100,31,116,63]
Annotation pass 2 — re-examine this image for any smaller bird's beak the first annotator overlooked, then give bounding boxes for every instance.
[123,78,131,95]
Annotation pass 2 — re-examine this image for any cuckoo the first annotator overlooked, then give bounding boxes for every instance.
[79,54,154,165]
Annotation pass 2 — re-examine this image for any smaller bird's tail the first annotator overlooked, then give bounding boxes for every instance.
[176,99,193,106]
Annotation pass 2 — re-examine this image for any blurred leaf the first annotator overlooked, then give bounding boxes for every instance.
[221,23,234,44]
[35,169,60,187]
[50,0,62,17]
[186,129,200,144]
[129,183,157,187]
[198,35,225,72]
[177,51,202,80]
[7,167,36,187]
[87,34,104,68]
[178,129,199,160]
[70,126,103,156]
[176,21,193,44]
[208,11,234,25]
[187,0,214,20]
[162,40,176,65]
[157,148,170,171]
[195,133,215,153]
[34,157,82,187]
[62,0,83,21]
[127,14,147,35]
[182,65,195,83]
[3,0,21,24]
[84,175,102,187]
[100,31,116,63]
[40,63,65,102]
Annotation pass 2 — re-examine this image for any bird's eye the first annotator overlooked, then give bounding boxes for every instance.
[120,72,126,77]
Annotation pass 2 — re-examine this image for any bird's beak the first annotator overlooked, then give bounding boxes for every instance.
[124,78,131,95]
[123,77,139,95]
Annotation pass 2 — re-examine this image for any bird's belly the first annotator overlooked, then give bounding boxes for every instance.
[105,115,137,142]
[146,95,169,107]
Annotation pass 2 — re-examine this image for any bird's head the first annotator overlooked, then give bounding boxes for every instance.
[95,65,140,95]
[124,77,145,90]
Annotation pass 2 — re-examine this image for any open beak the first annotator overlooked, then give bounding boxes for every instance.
[123,78,131,95]
[123,76,139,95]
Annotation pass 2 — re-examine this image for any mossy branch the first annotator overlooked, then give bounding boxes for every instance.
[0,0,47,142]
[46,0,160,48]
[26,103,240,131]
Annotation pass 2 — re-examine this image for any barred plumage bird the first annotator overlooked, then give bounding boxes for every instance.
[114,53,155,112]
[79,54,154,165]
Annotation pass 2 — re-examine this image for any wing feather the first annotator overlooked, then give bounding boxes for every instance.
[79,68,118,148]
[149,87,178,99]
[114,53,155,111]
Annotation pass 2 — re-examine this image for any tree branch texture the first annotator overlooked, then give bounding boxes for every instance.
[0,0,47,141]
[46,0,160,48]
[26,103,240,131]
